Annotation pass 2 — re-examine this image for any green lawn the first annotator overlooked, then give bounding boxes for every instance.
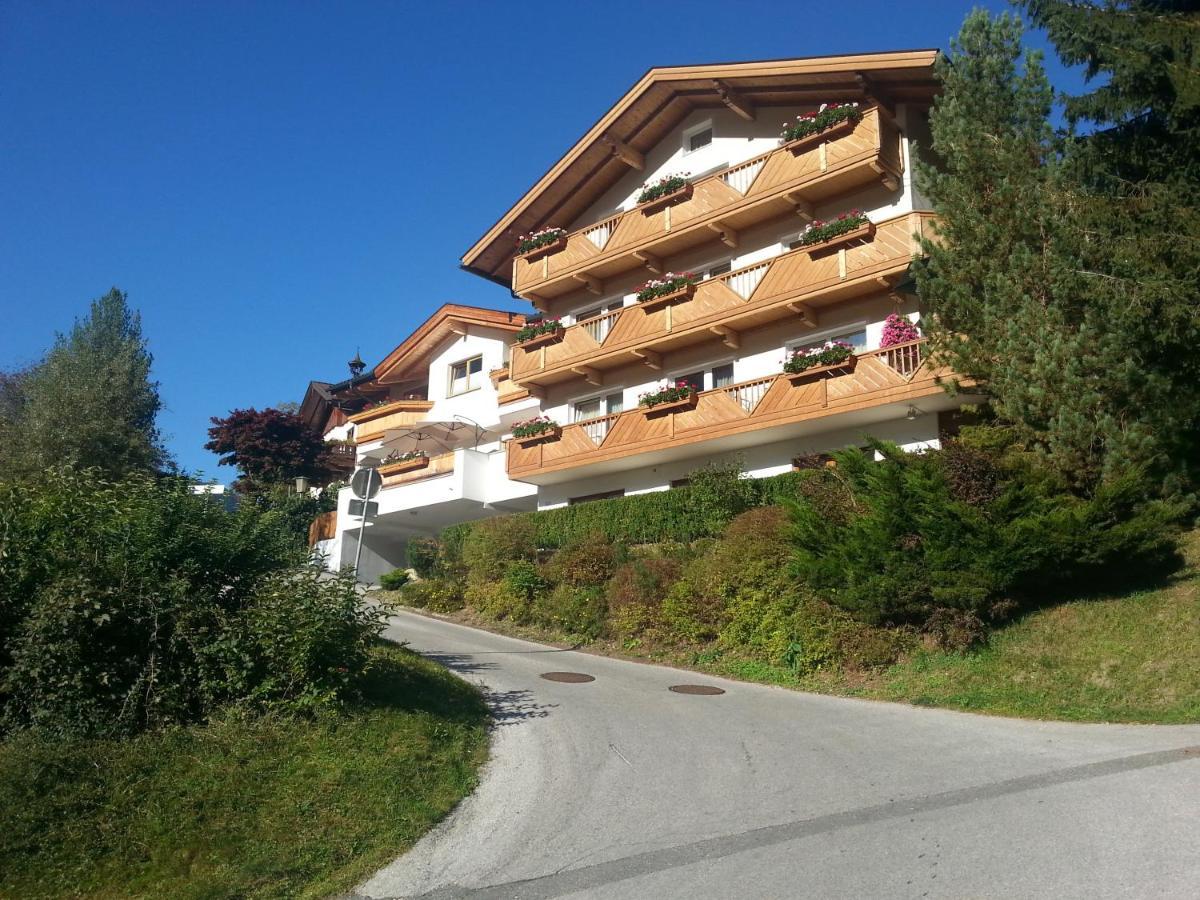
[0,644,489,900]
[795,528,1200,723]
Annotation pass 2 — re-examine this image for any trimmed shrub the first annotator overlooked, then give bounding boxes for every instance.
[501,560,549,602]
[532,583,606,638]
[465,581,530,623]
[461,517,537,583]
[399,578,465,613]
[544,531,625,587]
[378,569,409,590]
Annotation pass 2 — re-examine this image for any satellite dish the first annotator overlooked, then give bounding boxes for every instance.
[350,467,382,500]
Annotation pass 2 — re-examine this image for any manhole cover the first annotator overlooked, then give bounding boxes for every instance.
[668,684,725,695]
[540,672,595,683]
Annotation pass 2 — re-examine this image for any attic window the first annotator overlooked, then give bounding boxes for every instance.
[683,121,713,155]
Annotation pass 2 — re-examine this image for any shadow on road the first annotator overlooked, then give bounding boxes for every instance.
[485,688,556,726]
[423,652,500,675]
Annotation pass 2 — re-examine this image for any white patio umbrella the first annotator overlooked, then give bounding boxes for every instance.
[375,417,493,460]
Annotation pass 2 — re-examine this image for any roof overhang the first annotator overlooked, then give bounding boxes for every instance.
[373,303,528,385]
[461,50,940,283]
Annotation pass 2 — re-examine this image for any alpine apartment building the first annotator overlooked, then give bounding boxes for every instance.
[461,50,970,508]
[310,50,973,578]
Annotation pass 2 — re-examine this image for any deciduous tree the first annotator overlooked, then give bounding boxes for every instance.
[206,407,334,493]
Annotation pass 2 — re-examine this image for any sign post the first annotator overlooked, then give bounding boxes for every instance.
[349,465,382,580]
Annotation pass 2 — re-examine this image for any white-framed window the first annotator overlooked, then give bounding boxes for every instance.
[683,119,713,155]
[448,354,483,396]
[713,362,736,388]
[668,362,736,394]
[704,260,732,279]
[572,391,624,422]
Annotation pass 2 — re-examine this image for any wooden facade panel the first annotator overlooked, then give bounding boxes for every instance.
[671,280,744,327]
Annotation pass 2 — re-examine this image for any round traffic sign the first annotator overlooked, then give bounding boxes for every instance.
[350,466,382,500]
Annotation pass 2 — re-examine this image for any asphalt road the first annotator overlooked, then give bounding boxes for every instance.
[354,610,1200,900]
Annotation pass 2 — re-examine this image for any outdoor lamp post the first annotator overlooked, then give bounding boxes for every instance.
[294,476,310,494]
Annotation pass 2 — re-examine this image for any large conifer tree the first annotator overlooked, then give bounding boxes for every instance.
[914,7,1200,490]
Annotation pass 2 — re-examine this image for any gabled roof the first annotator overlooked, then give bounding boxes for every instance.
[373,303,528,385]
[461,50,940,283]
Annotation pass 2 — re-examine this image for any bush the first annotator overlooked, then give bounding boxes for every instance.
[501,560,549,603]
[407,538,441,579]
[222,569,381,712]
[544,531,625,587]
[0,469,383,737]
[465,580,530,623]
[461,517,537,583]
[686,459,758,535]
[532,583,606,638]
[788,440,1185,627]
[399,578,464,613]
[378,569,410,590]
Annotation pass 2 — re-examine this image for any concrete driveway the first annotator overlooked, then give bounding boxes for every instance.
[354,610,1200,899]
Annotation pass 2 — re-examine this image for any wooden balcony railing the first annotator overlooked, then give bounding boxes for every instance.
[510,211,933,388]
[507,340,949,480]
[349,399,435,444]
[379,451,455,488]
[513,105,903,302]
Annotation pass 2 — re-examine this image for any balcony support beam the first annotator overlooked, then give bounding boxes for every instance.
[713,80,755,121]
[707,220,739,248]
[632,348,662,370]
[571,365,604,386]
[786,301,819,328]
[573,273,604,296]
[786,193,815,222]
[633,250,664,274]
[869,160,900,192]
[601,135,644,171]
[855,72,895,118]
[709,325,740,349]
[524,292,549,312]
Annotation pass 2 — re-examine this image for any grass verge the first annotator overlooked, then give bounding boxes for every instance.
[0,643,488,900]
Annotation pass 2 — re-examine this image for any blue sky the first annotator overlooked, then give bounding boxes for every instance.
[0,0,1081,478]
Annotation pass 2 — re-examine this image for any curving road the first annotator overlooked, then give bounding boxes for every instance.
[353,610,1200,900]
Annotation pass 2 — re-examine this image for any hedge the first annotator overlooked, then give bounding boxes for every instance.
[441,471,806,550]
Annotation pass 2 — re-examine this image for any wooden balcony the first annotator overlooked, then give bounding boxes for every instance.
[379,451,455,488]
[513,105,903,303]
[510,211,933,388]
[507,341,952,482]
[349,399,435,444]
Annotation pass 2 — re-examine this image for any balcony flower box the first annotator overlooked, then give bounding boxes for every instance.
[514,319,564,350]
[639,381,698,416]
[380,453,429,475]
[797,211,875,256]
[784,340,857,382]
[636,272,697,310]
[637,173,692,214]
[511,416,561,447]
[515,227,567,263]
[780,103,862,154]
